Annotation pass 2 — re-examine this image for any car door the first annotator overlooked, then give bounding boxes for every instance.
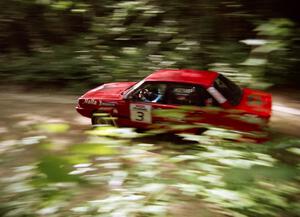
[116,81,215,130]
[116,82,174,129]
[161,83,217,128]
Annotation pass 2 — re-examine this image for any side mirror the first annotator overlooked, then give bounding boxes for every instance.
[123,93,132,101]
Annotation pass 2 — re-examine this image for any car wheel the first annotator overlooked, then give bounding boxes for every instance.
[91,112,116,126]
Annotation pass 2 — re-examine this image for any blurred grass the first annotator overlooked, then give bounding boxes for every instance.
[0,120,299,217]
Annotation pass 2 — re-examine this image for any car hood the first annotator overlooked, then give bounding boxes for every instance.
[81,82,136,100]
[235,88,272,118]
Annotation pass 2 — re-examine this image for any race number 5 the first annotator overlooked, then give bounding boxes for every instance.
[130,104,152,124]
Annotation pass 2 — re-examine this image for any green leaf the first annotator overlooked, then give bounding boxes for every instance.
[36,123,70,133]
[71,143,118,156]
[37,156,81,183]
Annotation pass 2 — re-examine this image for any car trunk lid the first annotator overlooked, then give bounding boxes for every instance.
[235,88,272,119]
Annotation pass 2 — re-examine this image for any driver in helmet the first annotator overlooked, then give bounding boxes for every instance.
[138,86,162,102]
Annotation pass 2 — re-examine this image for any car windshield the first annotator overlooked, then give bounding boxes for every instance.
[213,74,243,106]
[122,79,145,97]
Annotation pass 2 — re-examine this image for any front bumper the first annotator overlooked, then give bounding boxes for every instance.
[76,106,93,118]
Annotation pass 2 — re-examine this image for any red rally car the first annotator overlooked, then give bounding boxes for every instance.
[76,69,272,134]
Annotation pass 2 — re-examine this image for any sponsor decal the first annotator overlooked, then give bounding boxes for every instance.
[101,102,116,107]
[173,87,195,95]
[84,99,98,105]
[248,95,262,106]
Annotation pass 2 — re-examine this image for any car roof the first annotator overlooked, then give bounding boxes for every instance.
[144,69,219,88]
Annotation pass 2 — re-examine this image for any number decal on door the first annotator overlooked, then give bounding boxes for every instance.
[130,104,152,124]
[136,111,144,121]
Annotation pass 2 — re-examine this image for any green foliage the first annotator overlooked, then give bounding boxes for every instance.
[36,123,70,133]
[0,0,299,88]
[38,156,82,182]
[70,143,118,156]
[0,119,299,217]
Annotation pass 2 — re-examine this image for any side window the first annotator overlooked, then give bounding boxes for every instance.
[129,82,167,103]
[165,83,213,106]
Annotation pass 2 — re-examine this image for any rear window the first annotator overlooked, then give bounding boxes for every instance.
[213,75,243,106]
